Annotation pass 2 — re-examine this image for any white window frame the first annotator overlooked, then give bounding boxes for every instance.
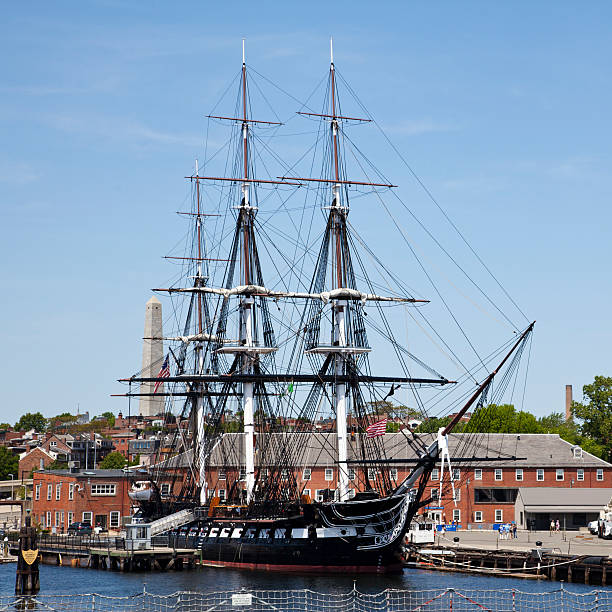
[452,468,460,481]
[494,469,503,481]
[68,483,74,500]
[35,484,40,500]
[82,511,92,524]
[67,511,74,526]
[495,509,503,522]
[54,511,61,527]
[302,468,311,481]
[90,483,117,496]
[348,467,356,481]
[474,511,483,523]
[474,468,482,480]
[46,511,51,527]
[453,488,461,502]
[573,447,583,458]
[390,468,398,481]
[431,488,439,500]
[56,484,61,501]
[536,468,544,481]
[281,469,289,481]
[515,468,523,481]
[315,489,325,502]
[47,484,52,500]
[239,467,246,481]
[431,468,439,481]
[324,468,333,482]
[452,509,461,523]
[160,483,171,496]
[577,469,584,481]
[597,468,604,481]
[368,468,377,480]
[556,468,564,481]
[109,511,120,529]
[218,469,226,480]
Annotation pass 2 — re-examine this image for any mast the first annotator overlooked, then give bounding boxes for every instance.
[328,38,350,503]
[239,39,256,504]
[194,158,207,504]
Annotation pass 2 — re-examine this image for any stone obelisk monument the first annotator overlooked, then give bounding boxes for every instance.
[139,296,164,417]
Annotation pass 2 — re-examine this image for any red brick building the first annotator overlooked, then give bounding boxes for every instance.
[32,469,132,533]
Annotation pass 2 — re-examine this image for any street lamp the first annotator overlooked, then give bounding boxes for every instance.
[8,474,14,500]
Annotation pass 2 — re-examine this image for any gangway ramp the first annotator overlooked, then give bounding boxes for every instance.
[149,508,195,536]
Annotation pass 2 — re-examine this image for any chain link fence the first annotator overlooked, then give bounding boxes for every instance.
[1,587,610,611]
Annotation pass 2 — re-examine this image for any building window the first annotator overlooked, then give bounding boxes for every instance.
[56,484,61,501]
[474,511,483,523]
[90,484,116,496]
[368,468,377,480]
[39,458,44,470]
[67,511,74,526]
[597,469,604,481]
[577,469,584,482]
[431,488,439,500]
[109,512,120,529]
[60,511,64,525]
[452,509,460,523]
[218,470,226,480]
[348,467,356,481]
[452,468,460,481]
[390,468,398,481]
[453,489,461,502]
[573,447,583,458]
[348,488,356,499]
[495,509,503,523]
[281,469,289,481]
[160,483,170,497]
[68,483,74,500]
[302,489,311,499]
[239,467,246,481]
[35,484,40,500]
[556,469,564,481]
[46,511,51,527]
[315,489,325,502]
[302,468,311,481]
[536,469,544,481]
[325,468,333,482]
[47,484,52,501]
[54,511,61,527]
[431,468,439,480]
[82,511,92,524]
[515,469,523,482]
[474,468,482,480]
[494,469,502,481]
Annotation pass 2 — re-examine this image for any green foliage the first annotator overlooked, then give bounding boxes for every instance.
[0,423,11,431]
[99,451,126,469]
[386,422,400,433]
[15,412,47,433]
[47,460,68,470]
[101,412,116,428]
[128,454,140,466]
[0,447,18,480]
[572,375,612,460]
[415,416,453,433]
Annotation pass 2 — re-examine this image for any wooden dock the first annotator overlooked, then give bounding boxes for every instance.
[406,546,612,586]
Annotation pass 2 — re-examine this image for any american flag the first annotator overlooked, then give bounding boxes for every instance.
[153,355,170,394]
[366,416,388,438]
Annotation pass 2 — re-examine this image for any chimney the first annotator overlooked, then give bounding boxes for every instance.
[565,385,573,421]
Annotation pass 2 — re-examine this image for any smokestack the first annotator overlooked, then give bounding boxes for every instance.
[565,385,573,421]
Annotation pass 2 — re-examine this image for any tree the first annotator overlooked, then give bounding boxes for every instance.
[101,411,115,428]
[0,423,11,431]
[99,452,126,469]
[0,446,18,480]
[15,412,47,432]
[572,375,612,460]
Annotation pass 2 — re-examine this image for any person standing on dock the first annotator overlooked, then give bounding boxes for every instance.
[550,520,555,535]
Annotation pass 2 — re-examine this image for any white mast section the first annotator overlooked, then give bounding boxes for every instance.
[194,158,207,504]
[240,43,256,504]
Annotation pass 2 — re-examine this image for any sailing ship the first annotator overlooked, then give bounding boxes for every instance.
[120,42,534,573]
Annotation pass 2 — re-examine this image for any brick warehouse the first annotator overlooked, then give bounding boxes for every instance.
[32,469,132,533]
[200,432,612,531]
[32,433,612,533]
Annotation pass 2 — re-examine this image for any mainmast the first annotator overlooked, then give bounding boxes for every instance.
[329,38,350,503]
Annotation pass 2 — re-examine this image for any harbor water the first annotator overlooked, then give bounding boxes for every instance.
[0,562,609,597]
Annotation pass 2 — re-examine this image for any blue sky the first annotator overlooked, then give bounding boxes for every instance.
[1,2,611,424]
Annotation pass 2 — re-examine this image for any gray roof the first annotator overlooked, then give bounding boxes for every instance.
[518,487,612,512]
[37,469,132,479]
[201,432,611,468]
